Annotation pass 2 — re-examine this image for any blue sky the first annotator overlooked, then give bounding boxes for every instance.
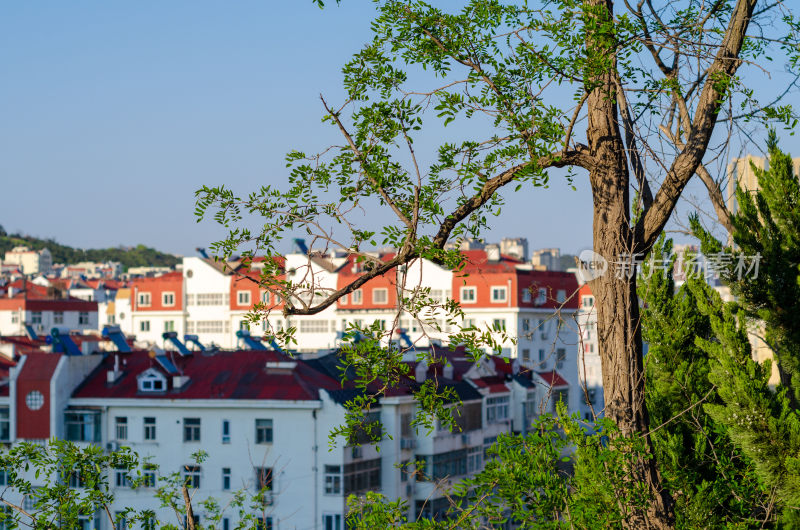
[1,2,797,258]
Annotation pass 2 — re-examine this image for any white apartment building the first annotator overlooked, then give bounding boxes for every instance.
[0,342,571,529]
[3,246,53,275]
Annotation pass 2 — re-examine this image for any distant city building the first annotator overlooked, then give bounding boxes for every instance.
[60,261,123,279]
[576,283,603,418]
[125,265,175,278]
[531,248,561,271]
[499,237,529,261]
[727,154,800,214]
[3,246,52,275]
[0,279,98,336]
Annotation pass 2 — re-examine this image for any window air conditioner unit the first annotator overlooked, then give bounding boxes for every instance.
[260,491,274,506]
[461,434,469,445]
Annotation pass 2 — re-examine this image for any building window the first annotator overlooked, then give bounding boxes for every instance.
[254,467,273,492]
[298,319,329,334]
[196,293,226,306]
[190,320,226,334]
[237,291,251,306]
[557,289,566,303]
[67,471,85,489]
[114,468,131,488]
[323,514,342,530]
[460,286,476,303]
[521,349,531,362]
[486,396,510,424]
[140,320,150,332]
[522,288,532,303]
[115,417,128,441]
[22,493,36,512]
[222,468,231,491]
[183,418,201,442]
[164,320,175,332]
[11,312,19,324]
[0,408,9,442]
[114,512,128,530]
[65,410,101,442]
[183,465,201,488]
[490,286,507,303]
[79,312,89,325]
[324,465,342,495]
[343,458,381,494]
[256,517,273,530]
[138,292,151,307]
[583,295,595,307]
[144,417,156,440]
[255,419,273,444]
[54,311,64,324]
[492,319,506,331]
[536,287,548,305]
[31,311,42,324]
[25,390,44,411]
[222,419,231,444]
[522,318,530,331]
[415,449,468,481]
[372,288,388,305]
[163,292,175,306]
[556,348,566,369]
[143,464,157,488]
[351,290,363,305]
[467,446,483,473]
[139,372,165,392]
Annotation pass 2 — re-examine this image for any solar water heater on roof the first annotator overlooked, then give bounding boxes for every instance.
[155,354,179,375]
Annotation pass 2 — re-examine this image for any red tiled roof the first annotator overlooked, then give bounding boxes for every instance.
[73,349,342,401]
[459,250,524,273]
[0,335,47,349]
[18,352,62,380]
[536,370,569,387]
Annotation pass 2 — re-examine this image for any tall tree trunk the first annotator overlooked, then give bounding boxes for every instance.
[585,1,674,527]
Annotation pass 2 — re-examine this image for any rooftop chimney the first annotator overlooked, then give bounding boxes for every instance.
[443,362,454,380]
[486,245,501,263]
[415,360,427,382]
[107,354,123,384]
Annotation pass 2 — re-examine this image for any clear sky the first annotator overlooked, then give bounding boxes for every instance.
[1,2,797,258]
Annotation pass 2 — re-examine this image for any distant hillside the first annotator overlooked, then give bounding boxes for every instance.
[0,226,180,271]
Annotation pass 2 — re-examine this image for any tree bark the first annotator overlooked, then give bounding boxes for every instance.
[585,1,674,527]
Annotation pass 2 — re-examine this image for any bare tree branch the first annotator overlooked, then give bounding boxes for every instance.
[636,0,757,252]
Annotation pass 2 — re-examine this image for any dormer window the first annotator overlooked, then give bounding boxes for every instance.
[138,368,167,393]
[536,288,548,305]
